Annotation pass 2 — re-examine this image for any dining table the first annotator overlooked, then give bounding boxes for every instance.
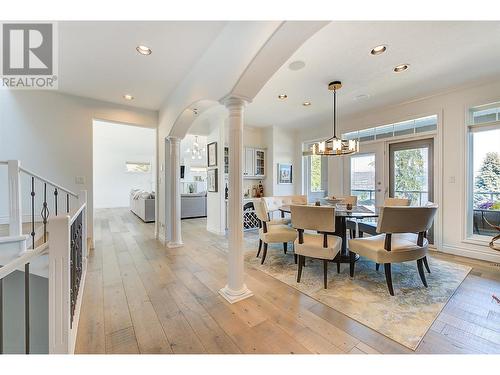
[279,204,379,263]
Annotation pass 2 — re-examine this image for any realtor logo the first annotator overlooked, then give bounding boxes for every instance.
[1,22,58,89]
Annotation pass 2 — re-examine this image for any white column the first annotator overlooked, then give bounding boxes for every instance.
[166,136,183,248]
[219,97,253,304]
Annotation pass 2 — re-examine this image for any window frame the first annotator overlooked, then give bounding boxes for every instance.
[465,104,500,241]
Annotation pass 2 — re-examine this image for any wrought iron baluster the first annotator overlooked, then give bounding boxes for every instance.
[66,193,70,214]
[41,183,49,243]
[54,188,58,216]
[25,263,30,354]
[31,177,35,250]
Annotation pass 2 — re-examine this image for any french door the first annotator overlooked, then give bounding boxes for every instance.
[344,142,385,208]
[389,138,434,205]
[389,138,434,242]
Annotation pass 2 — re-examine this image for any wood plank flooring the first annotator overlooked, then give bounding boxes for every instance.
[75,208,500,354]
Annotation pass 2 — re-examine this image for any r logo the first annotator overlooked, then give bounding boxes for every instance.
[2,23,53,75]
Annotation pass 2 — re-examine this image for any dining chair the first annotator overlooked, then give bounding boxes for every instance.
[290,205,342,289]
[348,205,438,296]
[254,199,297,264]
[262,197,291,225]
[343,196,359,239]
[356,197,411,238]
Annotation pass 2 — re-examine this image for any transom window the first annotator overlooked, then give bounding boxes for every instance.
[343,115,437,143]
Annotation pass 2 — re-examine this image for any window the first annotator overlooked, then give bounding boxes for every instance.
[125,161,151,173]
[342,115,437,143]
[350,154,375,207]
[467,104,500,237]
[310,155,323,192]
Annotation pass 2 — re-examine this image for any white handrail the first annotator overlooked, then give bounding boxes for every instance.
[19,166,78,198]
[0,242,49,280]
[70,202,87,224]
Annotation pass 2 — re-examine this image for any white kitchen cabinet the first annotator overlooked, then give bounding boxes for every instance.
[227,146,266,179]
[254,148,265,177]
[244,148,255,177]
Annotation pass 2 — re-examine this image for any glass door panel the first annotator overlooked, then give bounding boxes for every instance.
[389,138,434,242]
[350,153,376,210]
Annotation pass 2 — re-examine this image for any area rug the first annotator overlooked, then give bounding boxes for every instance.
[244,245,471,350]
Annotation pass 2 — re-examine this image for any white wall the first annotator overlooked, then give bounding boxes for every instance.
[0,90,158,243]
[206,120,226,235]
[295,78,500,263]
[93,121,156,209]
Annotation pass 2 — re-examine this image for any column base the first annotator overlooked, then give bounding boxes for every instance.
[219,284,253,304]
[167,241,184,248]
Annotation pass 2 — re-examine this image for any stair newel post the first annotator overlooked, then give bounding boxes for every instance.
[7,160,26,253]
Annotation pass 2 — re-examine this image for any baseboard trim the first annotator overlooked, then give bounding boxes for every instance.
[440,243,500,264]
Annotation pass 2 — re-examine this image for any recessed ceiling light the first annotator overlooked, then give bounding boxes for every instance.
[302,101,311,106]
[394,64,409,73]
[354,94,370,101]
[288,60,306,71]
[278,94,288,100]
[123,94,134,100]
[370,45,387,55]
[136,45,152,55]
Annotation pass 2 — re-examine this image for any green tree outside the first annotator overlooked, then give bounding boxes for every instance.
[474,151,500,208]
[310,155,322,192]
[394,149,425,205]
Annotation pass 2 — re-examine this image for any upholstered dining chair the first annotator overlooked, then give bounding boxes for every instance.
[342,196,359,239]
[262,197,291,225]
[290,205,342,289]
[254,199,297,264]
[348,205,438,296]
[356,197,411,238]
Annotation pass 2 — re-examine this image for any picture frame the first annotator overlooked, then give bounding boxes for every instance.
[277,163,293,184]
[207,168,218,192]
[207,142,217,167]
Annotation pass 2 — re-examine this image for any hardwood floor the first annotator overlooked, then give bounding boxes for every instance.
[75,208,500,354]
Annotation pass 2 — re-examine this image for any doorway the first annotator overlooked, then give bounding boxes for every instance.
[92,120,157,222]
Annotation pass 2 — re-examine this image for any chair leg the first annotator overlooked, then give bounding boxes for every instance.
[297,255,304,282]
[336,259,340,274]
[294,253,298,264]
[423,256,431,273]
[349,251,356,277]
[323,260,328,289]
[384,263,394,296]
[376,263,380,271]
[283,242,287,254]
[359,231,364,238]
[257,239,262,257]
[261,243,268,265]
[417,258,428,287]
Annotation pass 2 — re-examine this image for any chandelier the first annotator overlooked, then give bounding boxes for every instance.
[303,81,359,156]
[186,136,205,160]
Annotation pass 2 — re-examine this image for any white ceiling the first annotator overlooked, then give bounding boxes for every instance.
[245,21,500,128]
[58,21,227,110]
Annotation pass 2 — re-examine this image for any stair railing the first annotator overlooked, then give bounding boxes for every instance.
[0,160,87,354]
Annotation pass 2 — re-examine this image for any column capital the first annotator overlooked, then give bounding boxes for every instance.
[166,135,181,144]
[220,95,251,109]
